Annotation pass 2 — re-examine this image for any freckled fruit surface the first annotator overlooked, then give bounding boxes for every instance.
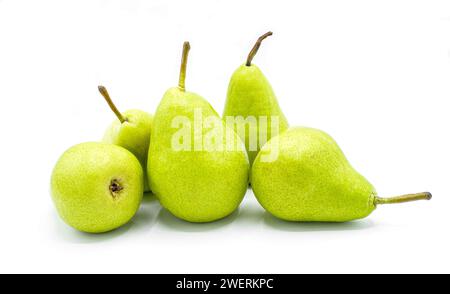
[51,142,143,233]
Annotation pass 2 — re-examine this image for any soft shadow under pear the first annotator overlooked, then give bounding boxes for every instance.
[263,212,375,232]
[53,211,133,244]
[156,208,239,232]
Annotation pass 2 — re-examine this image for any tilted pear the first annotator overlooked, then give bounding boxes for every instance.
[223,32,289,165]
[148,42,249,222]
[98,86,153,191]
[251,127,431,222]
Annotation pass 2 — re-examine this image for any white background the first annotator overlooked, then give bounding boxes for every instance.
[0,0,449,274]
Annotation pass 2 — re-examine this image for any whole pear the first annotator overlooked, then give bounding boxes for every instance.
[251,127,431,222]
[98,86,153,191]
[148,42,249,222]
[223,32,289,165]
[51,142,143,233]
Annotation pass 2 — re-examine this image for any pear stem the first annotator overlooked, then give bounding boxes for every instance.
[246,31,273,66]
[178,41,191,92]
[375,192,432,205]
[98,85,127,123]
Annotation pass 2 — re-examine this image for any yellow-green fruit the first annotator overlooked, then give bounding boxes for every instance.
[98,86,152,192]
[148,42,249,222]
[51,142,143,233]
[251,127,432,222]
[103,109,153,191]
[223,32,288,165]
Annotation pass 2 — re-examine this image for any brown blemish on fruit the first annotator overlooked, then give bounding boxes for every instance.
[109,179,124,198]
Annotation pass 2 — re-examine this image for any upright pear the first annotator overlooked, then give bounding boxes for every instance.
[223,32,289,165]
[98,86,153,191]
[148,42,249,222]
[251,127,431,222]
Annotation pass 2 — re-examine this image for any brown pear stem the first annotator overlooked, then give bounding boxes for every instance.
[98,86,127,123]
[246,31,273,66]
[178,41,190,92]
[375,192,432,205]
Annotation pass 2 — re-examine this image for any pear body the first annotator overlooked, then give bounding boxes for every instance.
[223,64,288,165]
[51,142,143,233]
[148,87,249,222]
[251,127,377,222]
[103,109,152,191]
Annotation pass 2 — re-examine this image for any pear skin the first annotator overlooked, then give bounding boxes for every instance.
[251,127,431,222]
[98,86,153,191]
[223,32,288,165]
[148,42,249,222]
[51,142,143,233]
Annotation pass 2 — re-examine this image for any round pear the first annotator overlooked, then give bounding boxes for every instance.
[51,142,143,233]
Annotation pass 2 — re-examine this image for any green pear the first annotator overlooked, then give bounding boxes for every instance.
[98,86,153,191]
[251,127,431,222]
[51,142,143,233]
[148,42,249,222]
[223,32,289,165]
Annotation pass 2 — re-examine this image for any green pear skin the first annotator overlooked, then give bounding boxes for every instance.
[99,86,153,192]
[103,109,152,191]
[51,142,143,233]
[251,127,431,222]
[148,42,249,222]
[223,32,288,165]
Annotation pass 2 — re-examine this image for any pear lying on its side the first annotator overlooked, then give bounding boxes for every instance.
[98,86,153,192]
[148,42,249,223]
[51,142,143,233]
[251,127,431,222]
[223,32,289,165]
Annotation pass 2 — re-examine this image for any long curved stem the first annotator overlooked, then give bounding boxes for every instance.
[375,192,432,205]
[246,31,273,66]
[178,41,190,92]
[98,86,127,123]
